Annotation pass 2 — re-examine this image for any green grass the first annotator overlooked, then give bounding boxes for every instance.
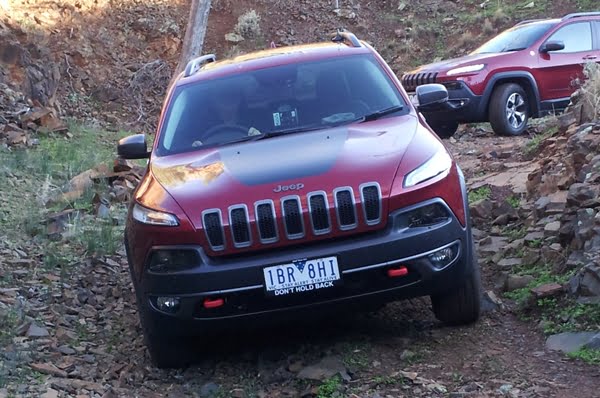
[0,123,128,257]
[504,225,527,241]
[506,195,520,209]
[317,375,343,398]
[468,186,492,203]
[568,348,600,365]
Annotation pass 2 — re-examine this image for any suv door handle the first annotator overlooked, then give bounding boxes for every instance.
[583,55,597,60]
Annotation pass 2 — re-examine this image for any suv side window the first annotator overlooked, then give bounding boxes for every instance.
[547,22,593,53]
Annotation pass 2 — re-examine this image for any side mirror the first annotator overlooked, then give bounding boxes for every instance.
[540,40,565,53]
[117,134,149,159]
[415,84,449,111]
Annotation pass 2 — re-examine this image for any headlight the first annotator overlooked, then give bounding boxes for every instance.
[446,64,485,76]
[132,203,179,226]
[404,150,452,188]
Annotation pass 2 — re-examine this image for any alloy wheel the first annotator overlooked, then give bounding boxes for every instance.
[505,92,526,130]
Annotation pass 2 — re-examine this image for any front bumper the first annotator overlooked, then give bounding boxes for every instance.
[413,81,485,124]
[131,197,474,332]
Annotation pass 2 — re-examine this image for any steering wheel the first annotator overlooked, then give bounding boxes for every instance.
[199,124,249,145]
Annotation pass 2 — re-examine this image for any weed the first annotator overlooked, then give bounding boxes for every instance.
[235,10,261,39]
[506,195,520,209]
[482,18,495,35]
[468,186,491,203]
[580,61,600,121]
[568,348,600,365]
[504,225,526,241]
[340,342,371,370]
[317,375,343,398]
[529,239,543,248]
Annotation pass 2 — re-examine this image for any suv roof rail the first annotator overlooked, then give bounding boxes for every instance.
[562,11,600,20]
[515,18,544,26]
[183,54,217,77]
[331,28,361,48]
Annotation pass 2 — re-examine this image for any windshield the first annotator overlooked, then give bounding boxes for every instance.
[472,21,557,54]
[157,54,407,155]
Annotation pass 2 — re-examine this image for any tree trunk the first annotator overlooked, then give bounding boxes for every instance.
[170,0,212,86]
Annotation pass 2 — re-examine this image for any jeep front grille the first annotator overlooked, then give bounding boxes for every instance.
[201,182,382,251]
[308,192,331,235]
[202,210,225,250]
[282,196,305,239]
[335,187,357,230]
[401,72,438,92]
[255,201,278,243]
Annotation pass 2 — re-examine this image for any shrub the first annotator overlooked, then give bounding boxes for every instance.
[234,10,261,39]
[580,61,600,121]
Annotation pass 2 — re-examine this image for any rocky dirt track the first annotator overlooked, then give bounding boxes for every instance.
[2,124,599,398]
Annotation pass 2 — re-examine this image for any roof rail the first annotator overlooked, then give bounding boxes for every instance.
[183,54,216,77]
[562,11,600,20]
[331,28,361,48]
[515,18,544,26]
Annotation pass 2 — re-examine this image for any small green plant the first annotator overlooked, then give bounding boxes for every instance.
[506,195,520,209]
[568,348,600,365]
[529,239,543,248]
[235,10,261,39]
[317,375,343,398]
[468,186,491,203]
[504,225,527,241]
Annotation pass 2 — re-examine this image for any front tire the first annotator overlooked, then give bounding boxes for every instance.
[431,240,482,325]
[489,83,529,136]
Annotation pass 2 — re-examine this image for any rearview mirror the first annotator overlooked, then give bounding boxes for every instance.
[117,134,149,159]
[415,84,449,111]
[540,40,565,53]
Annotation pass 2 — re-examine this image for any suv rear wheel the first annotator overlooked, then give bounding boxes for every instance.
[431,240,481,325]
[427,119,459,139]
[489,83,529,136]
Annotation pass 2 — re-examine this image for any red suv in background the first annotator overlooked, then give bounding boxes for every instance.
[402,12,600,137]
[118,31,481,368]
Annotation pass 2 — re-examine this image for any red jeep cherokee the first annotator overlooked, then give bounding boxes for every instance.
[118,31,481,368]
[402,12,600,137]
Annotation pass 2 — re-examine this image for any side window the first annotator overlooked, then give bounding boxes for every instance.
[547,22,592,53]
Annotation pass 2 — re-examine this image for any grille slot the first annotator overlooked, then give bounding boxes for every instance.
[255,201,278,243]
[402,72,438,91]
[202,210,225,250]
[229,206,251,247]
[282,196,304,239]
[334,187,357,230]
[308,192,331,235]
[361,183,382,225]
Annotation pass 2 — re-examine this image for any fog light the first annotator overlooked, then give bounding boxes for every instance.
[156,296,180,313]
[428,245,457,269]
[148,249,200,273]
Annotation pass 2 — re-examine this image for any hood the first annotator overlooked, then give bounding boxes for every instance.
[408,51,513,74]
[151,116,419,228]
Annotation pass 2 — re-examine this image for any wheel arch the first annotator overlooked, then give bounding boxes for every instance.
[481,72,541,118]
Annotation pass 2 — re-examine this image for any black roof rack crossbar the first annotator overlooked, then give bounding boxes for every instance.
[331,29,361,48]
[562,11,600,20]
[183,54,217,77]
[515,18,544,26]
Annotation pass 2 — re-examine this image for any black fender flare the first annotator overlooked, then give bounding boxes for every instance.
[479,71,541,117]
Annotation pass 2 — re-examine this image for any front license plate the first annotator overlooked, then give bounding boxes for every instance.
[263,256,341,296]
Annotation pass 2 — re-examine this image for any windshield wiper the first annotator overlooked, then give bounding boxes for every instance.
[359,105,404,123]
[502,47,526,52]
